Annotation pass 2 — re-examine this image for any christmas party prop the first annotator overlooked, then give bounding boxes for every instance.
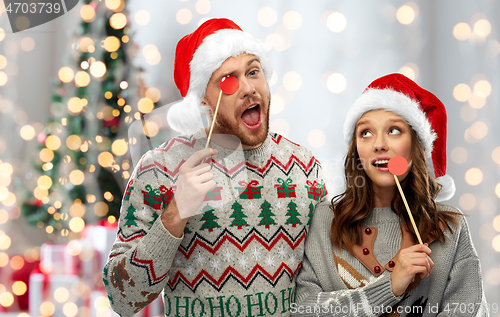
[388,156,423,245]
[205,75,239,149]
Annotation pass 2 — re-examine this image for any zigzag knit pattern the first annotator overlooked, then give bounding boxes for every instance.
[103,131,327,317]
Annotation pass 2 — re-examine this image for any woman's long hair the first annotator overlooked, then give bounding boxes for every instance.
[330,128,460,252]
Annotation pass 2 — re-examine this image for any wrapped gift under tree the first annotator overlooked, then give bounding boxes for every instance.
[236,180,263,200]
[274,178,297,198]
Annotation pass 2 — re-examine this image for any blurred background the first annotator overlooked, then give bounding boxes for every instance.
[0,0,499,316]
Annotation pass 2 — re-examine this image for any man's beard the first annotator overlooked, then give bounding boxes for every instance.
[211,98,270,149]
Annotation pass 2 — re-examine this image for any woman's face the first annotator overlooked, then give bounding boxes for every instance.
[355,110,412,191]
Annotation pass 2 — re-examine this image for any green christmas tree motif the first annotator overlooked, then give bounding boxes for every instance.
[307,202,314,226]
[199,205,220,232]
[184,222,192,234]
[258,200,276,229]
[230,201,249,229]
[124,205,138,227]
[149,211,158,226]
[285,200,302,227]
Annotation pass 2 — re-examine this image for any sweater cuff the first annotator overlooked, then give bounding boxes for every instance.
[139,217,184,264]
[362,273,402,310]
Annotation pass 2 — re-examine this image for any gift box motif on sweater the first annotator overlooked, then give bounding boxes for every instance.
[236,180,263,200]
[274,178,297,198]
[203,186,223,202]
[141,185,162,210]
[159,185,175,209]
[304,180,328,201]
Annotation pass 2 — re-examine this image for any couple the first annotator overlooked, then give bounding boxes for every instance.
[103,18,487,317]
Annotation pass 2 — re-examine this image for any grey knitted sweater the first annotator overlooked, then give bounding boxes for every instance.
[293,202,488,317]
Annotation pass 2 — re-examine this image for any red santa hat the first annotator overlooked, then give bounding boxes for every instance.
[343,73,455,202]
[167,18,272,134]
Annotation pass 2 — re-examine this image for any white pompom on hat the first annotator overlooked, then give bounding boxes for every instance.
[343,73,455,202]
[167,18,272,135]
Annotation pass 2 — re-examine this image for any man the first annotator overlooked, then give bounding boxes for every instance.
[103,18,327,317]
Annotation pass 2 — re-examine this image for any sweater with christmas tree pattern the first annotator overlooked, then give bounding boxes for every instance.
[103,130,327,317]
[293,202,488,317]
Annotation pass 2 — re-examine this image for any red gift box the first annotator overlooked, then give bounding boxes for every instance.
[304,180,327,201]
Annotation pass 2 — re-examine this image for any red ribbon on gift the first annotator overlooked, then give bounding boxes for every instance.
[238,180,259,189]
[306,180,318,189]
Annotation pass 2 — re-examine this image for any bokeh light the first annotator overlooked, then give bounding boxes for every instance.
[94,202,109,217]
[69,170,85,186]
[270,94,285,115]
[138,98,154,114]
[110,13,127,29]
[326,12,346,33]
[90,61,107,78]
[80,5,95,23]
[111,139,128,156]
[134,10,150,25]
[326,73,347,94]
[21,37,35,51]
[176,8,192,25]
[63,302,78,317]
[69,217,85,233]
[469,121,488,140]
[54,287,69,303]
[12,281,27,296]
[45,135,61,151]
[102,36,120,52]
[270,119,290,138]
[492,147,500,164]
[37,175,53,190]
[195,0,211,15]
[453,83,471,102]
[20,125,35,140]
[450,147,467,164]
[493,215,500,233]
[282,72,302,91]
[145,87,161,102]
[308,129,326,148]
[98,152,114,168]
[40,301,55,316]
[453,22,471,41]
[473,19,491,37]
[75,71,91,87]
[396,5,415,25]
[473,79,491,98]
[465,168,483,186]
[0,292,14,307]
[258,7,277,27]
[58,67,74,83]
[459,193,476,210]
[493,235,500,252]
[283,11,302,30]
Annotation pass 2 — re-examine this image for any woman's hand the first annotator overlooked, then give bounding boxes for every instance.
[390,243,434,297]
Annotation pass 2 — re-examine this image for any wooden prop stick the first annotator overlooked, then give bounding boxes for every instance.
[388,156,423,245]
[204,75,239,149]
[205,90,223,149]
[393,174,423,245]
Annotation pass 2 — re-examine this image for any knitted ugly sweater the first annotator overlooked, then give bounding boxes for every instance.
[293,202,488,317]
[103,130,328,317]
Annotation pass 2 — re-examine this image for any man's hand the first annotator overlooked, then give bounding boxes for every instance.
[160,148,217,237]
[390,243,434,297]
[175,148,218,218]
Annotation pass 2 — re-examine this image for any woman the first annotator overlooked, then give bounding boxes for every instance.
[293,74,488,316]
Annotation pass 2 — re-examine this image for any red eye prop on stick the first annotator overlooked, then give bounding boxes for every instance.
[205,75,239,149]
[388,156,423,245]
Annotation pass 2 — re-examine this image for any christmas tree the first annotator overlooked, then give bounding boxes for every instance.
[124,205,137,227]
[229,201,249,229]
[285,200,301,227]
[258,200,276,229]
[307,202,314,226]
[184,222,192,234]
[20,0,159,238]
[149,211,158,226]
[200,205,220,232]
